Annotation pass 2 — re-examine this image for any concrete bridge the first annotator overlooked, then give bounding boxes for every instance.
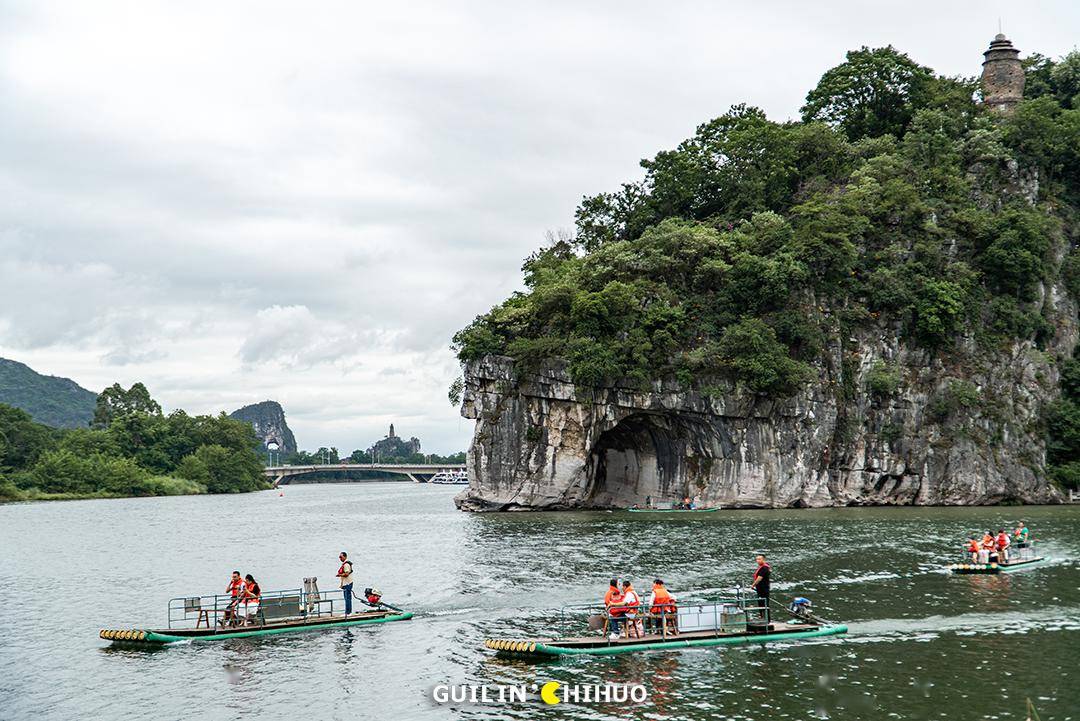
[263,463,466,486]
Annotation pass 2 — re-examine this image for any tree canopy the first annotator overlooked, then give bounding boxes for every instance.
[92,382,162,429]
[1,383,267,501]
[453,46,1080,480]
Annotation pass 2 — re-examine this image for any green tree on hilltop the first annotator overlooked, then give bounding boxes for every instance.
[802,46,934,141]
[92,382,162,429]
[454,43,1080,409]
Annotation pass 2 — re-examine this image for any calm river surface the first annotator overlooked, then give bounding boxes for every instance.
[1,483,1078,720]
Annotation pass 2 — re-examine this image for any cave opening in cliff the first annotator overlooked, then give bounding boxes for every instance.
[587,413,685,506]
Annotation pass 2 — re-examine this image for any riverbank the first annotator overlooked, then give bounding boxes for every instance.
[0,475,257,503]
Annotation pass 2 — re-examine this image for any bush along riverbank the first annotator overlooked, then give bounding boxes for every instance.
[0,383,269,503]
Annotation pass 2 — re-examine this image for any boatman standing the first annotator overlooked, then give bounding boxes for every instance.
[751,554,771,622]
[1013,522,1030,547]
[337,552,354,615]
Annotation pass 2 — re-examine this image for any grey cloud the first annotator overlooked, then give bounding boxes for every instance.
[2,0,1078,453]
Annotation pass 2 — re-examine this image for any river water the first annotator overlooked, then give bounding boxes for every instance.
[1,482,1078,720]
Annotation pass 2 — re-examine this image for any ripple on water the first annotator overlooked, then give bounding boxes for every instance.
[0,486,1078,720]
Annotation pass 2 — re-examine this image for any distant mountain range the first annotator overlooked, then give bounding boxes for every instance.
[0,357,97,428]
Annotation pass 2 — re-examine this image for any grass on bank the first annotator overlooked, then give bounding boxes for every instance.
[0,474,209,503]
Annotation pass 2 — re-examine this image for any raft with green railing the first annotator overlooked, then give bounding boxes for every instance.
[948,541,1045,574]
[483,592,846,657]
[948,556,1046,574]
[99,583,411,646]
[100,611,413,645]
[484,622,847,657]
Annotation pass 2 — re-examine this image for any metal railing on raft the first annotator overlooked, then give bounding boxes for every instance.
[557,589,771,643]
[167,586,348,631]
[957,539,1038,564]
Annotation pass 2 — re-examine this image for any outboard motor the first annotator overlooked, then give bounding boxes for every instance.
[788,597,813,619]
[303,577,320,614]
[364,587,383,606]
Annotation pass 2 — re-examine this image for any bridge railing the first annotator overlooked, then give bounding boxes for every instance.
[264,463,466,472]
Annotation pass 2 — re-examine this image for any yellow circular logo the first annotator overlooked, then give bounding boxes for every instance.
[540,681,561,705]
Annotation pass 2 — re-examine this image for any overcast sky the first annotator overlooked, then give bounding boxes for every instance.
[1,1,1077,454]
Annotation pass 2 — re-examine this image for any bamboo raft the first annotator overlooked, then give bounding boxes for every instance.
[100,610,413,645]
[627,507,719,514]
[948,556,1046,574]
[485,621,847,657]
[484,592,846,657]
[948,541,1045,575]
[99,582,411,646]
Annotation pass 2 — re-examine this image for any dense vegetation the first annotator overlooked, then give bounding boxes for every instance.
[0,357,97,428]
[0,382,268,502]
[453,46,1080,486]
[1047,350,1080,489]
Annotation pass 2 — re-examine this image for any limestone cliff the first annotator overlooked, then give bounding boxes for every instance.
[455,300,1075,510]
[229,400,297,455]
[452,39,1080,511]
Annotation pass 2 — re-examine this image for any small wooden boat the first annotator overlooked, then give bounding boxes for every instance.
[948,541,1045,575]
[627,507,719,514]
[100,582,411,646]
[483,592,846,657]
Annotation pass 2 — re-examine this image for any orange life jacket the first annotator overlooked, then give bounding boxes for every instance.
[227,578,243,597]
[650,585,676,614]
[966,540,979,553]
[981,535,995,550]
[242,582,261,603]
[622,586,640,611]
[996,533,1010,549]
[608,591,626,617]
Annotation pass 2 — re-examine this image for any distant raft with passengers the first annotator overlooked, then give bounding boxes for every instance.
[627,496,718,513]
[483,587,846,658]
[948,523,1045,575]
[99,577,411,646]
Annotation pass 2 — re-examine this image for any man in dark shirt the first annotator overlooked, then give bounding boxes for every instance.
[750,554,771,623]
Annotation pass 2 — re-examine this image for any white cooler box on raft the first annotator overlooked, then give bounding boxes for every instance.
[676,603,745,632]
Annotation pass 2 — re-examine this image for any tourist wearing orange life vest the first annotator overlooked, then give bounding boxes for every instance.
[648,579,677,634]
[603,578,620,610]
[605,580,625,639]
[979,532,995,564]
[996,529,1011,563]
[618,580,642,637]
[222,570,243,626]
[239,574,261,624]
[965,537,980,563]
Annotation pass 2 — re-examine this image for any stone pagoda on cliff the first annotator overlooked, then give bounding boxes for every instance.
[981,33,1025,114]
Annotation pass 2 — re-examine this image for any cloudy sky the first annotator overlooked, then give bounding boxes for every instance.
[1,1,1077,454]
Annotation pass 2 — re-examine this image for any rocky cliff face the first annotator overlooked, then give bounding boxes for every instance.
[455,302,1075,510]
[229,400,297,455]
